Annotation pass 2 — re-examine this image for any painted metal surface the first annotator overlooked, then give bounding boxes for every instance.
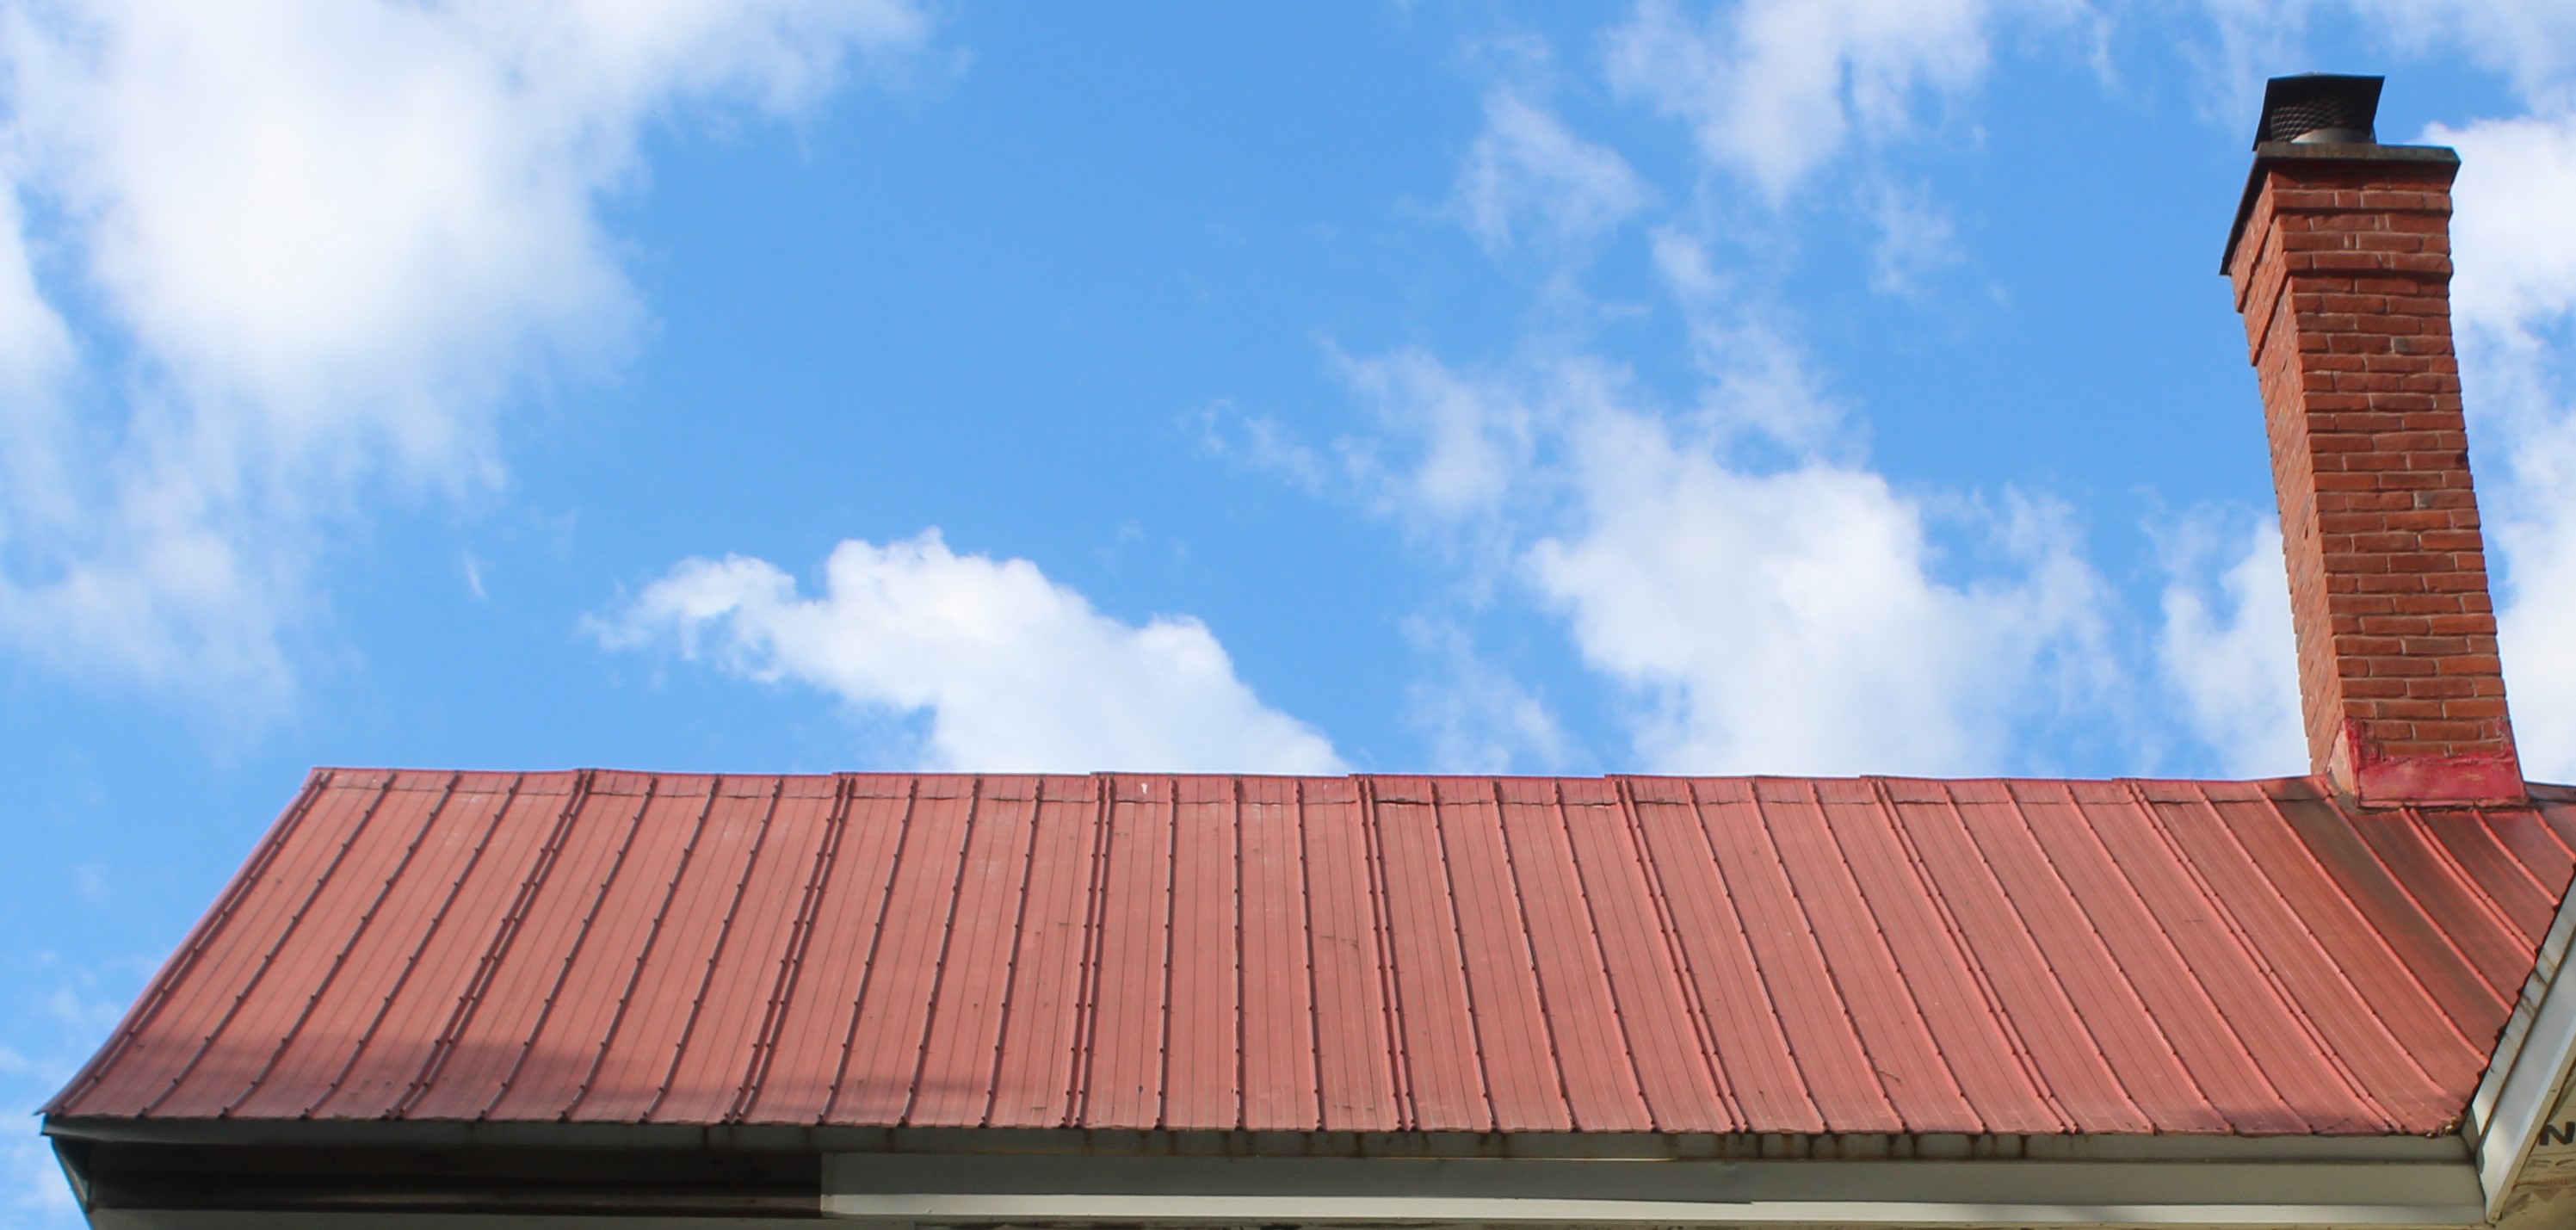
[48,770,2576,1135]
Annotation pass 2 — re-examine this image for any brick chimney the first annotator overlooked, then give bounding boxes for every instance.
[2222,74,2523,806]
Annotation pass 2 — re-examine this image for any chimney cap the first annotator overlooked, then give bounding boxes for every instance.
[2255,74,2384,148]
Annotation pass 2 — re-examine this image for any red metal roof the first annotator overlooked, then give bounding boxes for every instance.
[47,770,2576,1136]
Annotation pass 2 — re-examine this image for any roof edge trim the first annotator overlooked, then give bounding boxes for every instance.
[2469,862,2576,1215]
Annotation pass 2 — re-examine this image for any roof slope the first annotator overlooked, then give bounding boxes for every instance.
[47,770,2576,1137]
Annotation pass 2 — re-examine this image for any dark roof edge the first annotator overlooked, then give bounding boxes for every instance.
[41,1116,2467,1164]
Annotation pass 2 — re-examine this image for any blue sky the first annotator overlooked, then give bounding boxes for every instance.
[9,0,2576,1216]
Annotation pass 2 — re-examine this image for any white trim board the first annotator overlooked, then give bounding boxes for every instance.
[2468,861,2576,1218]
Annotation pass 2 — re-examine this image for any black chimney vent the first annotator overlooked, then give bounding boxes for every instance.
[2255,74,2384,147]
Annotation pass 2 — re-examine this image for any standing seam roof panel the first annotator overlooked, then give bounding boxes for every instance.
[158,776,427,1119]
[831,782,977,1125]
[742,786,911,1124]
[2204,791,2489,1091]
[1946,782,2228,1133]
[1830,781,2062,1133]
[654,782,838,1124]
[2141,789,2460,1127]
[1300,780,1399,1132]
[1237,776,1319,1131]
[483,780,704,1120]
[1618,779,1817,1132]
[1371,790,1489,1130]
[2066,783,2389,1131]
[2000,781,2309,1134]
[906,781,1041,1127]
[577,785,774,1122]
[1886,788,2150,1133]
[1491,782,1654,1132]
[1165,776,1243,1129]
[47,770,2561,1140]
[302,776,528,1120]
[227,776,487,1121]
[1432,781,1572,1131]
[70,774,361,1119]
[369,774,596,1121]
[2271,795,2517,1016]
[1549,783,1730,1133]
[418,776,640,1122]
[981,780,1102,1128]
[1769,782,1982,1134]
[1693,781,1903,1133]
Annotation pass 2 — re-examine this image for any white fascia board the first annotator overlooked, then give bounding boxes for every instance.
[2468,863,2576,1216]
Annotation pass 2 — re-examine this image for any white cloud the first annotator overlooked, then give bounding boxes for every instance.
[2355,0,2576,113]
[2442,114,2576,343]
[1862,179,1964,296]
[1336,346,1538,530]
[1405,618,1572,773]
[1337,333,2104,776]
[1603,0,2009,200]
[1526,399,2102,776]
[2157,518,2305,777]
[0,0,928,709]
[1455,91,1651,257]
[605,531,1344,775]
[2437,110,2576,779]
[1652,229,1854,453]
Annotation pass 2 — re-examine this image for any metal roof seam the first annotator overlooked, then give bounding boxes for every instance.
[46,770,332,1116]
[820,776,928,1125]
[1486,778,1586,1127]
[1355,776,1418,1125]
[1672,777,1842,1131]
[1727,781,1908,1130]
[564,777,722,1119]
[1926,782,2153,1128]
[972,788,1052,1128]
[142,774,398,1117]
[2407,807,2548,955]
[1680,777,1832,1128]
[2245,790,2489,1060]
[1059,774,1116,1128]
[1869,779,2073,1133]
[396,770,598,1119]
[1420,780,1504,1129]
[1816,779,1984,1131]
[886,776,991,1127]
[643,776,786,1122]
[2044,782,2312,1132]
[473,779,649,1119]
[727,774,853,1122]
[1228,777,1248,1129]
[1290,776,1331,1130]
[1153,776,1183,1128]
[2522,801,2576,866]
[1537,779,1658,1128]
[229,773,460,1117]
[309,773,524,1118]
[2449,806,2562,917]
[1608,777,1746,1129]
[2129,781,2402,1127]
[2293,797,2528,1008]
[58,770,2549,1140]
[1985,781,2233,1129]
